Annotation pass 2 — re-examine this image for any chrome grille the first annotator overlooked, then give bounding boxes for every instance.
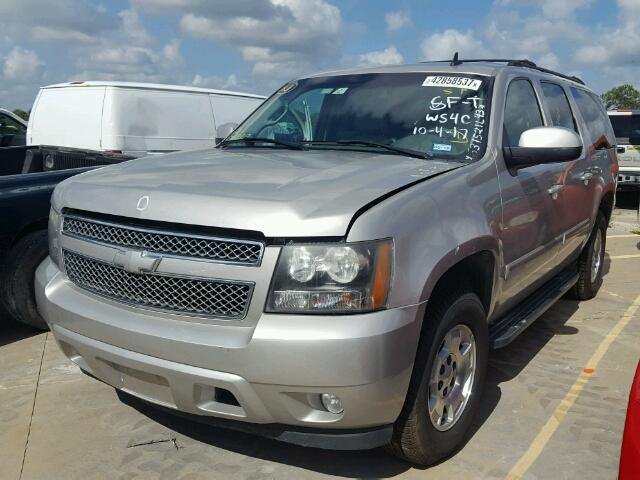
[62,215,264,265]
[63,251,253,319]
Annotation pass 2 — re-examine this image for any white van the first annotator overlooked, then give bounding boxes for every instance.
[27,81,265,157]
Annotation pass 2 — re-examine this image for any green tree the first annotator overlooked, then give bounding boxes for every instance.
[601,84,640,110]
[12,109,29,121]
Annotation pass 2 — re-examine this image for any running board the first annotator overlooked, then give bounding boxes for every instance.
[489,269,578,349]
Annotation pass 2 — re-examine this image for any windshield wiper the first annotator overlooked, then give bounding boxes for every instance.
[218,137,304,150]
[303,140,434,160]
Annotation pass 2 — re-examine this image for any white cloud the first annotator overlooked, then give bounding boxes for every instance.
[138,0,342,88]
[536,52,560,70]
[74,40,184,83]
[119,9,153,46]
[0,0,118,44]
[356,46,404,67]
[573,0,640,67]
[31,26,97,43]
[3,46,42,80]
[384,11,411,33]
[495,0,593,19]
[192,73,246,91]
[420,29,491,60]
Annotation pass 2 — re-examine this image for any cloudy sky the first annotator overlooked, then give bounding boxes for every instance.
[1,0,638,110]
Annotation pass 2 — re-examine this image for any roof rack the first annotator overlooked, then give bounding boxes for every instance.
[425,52,585,85]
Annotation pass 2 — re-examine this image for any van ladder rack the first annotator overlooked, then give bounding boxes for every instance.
[425,52,585,86]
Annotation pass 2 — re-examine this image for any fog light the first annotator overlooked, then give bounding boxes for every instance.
[320,393,344,414]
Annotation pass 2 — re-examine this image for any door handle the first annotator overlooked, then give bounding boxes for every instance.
[580,172,594,185]
[547,184,564,199]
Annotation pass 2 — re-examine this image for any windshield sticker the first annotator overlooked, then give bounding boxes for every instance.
[423,76,483,91]
[432,143,452,152]
[277,81,298,94]
[332,87,349,94]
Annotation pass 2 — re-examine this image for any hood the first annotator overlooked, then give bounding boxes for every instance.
[54,147,460,237]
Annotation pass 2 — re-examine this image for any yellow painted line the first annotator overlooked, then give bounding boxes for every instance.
[609,254,640,259]
[608,234,640,238]
[504,293,640,480]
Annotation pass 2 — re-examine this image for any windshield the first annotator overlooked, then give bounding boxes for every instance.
[227,72,493,162]
[609,115,640,143]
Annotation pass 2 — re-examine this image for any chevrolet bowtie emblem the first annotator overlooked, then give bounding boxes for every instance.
[113,250,162,274]
[136,195,150,211]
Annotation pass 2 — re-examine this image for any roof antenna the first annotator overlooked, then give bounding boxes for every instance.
[450,51,461,66]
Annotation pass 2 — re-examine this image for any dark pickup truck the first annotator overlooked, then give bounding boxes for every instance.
[0,145,131,329]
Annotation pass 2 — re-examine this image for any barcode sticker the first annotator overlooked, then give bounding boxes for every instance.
[423,76,483,90]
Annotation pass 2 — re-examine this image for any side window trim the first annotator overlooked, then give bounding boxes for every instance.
[502,76,545,148]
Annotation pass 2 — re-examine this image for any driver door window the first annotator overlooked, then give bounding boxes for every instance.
[503,79,543,147]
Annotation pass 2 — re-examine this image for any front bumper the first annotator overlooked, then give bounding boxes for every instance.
[36,257,425,448]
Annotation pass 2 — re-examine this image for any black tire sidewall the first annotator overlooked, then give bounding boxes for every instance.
[582,214,607,298]
[405,293,488,462]
[2,231,49,330]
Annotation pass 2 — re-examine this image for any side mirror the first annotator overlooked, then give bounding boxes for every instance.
[216,123,239,144]
[504,126,582,168]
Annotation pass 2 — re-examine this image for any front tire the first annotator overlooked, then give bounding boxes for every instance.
[390,291,488,466]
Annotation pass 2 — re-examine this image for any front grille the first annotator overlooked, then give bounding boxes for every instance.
[63,251,253,319]
[62,216,264,265]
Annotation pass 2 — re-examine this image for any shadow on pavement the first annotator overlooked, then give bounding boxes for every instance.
[466,297,580,453]
[118,389,411,478]
[0,313,42,347]
[615,191,640,211]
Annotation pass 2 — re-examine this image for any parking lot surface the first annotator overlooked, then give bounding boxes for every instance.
[2,197,639,480]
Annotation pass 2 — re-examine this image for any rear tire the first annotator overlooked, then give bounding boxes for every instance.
[1,231,49,330]
[570,212,606,300]
[390,291,488,466]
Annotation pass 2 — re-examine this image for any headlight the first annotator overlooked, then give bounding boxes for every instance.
[48,208,63,269]
[266,239,393,313]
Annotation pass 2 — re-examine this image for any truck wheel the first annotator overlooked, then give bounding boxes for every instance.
[570,212,606,300]
[1,231,49,330]
[390,291,488,466]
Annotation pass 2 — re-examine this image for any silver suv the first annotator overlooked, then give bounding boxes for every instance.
[36,58,617,465]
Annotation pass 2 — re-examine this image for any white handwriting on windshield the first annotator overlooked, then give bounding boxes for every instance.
[429,96,483,111]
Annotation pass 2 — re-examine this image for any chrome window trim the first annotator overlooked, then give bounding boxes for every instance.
[62,213,265,267]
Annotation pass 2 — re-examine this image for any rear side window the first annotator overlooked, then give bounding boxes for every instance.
[571,87,615,147]
[503,79,543,147]
[541,82,577,132]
